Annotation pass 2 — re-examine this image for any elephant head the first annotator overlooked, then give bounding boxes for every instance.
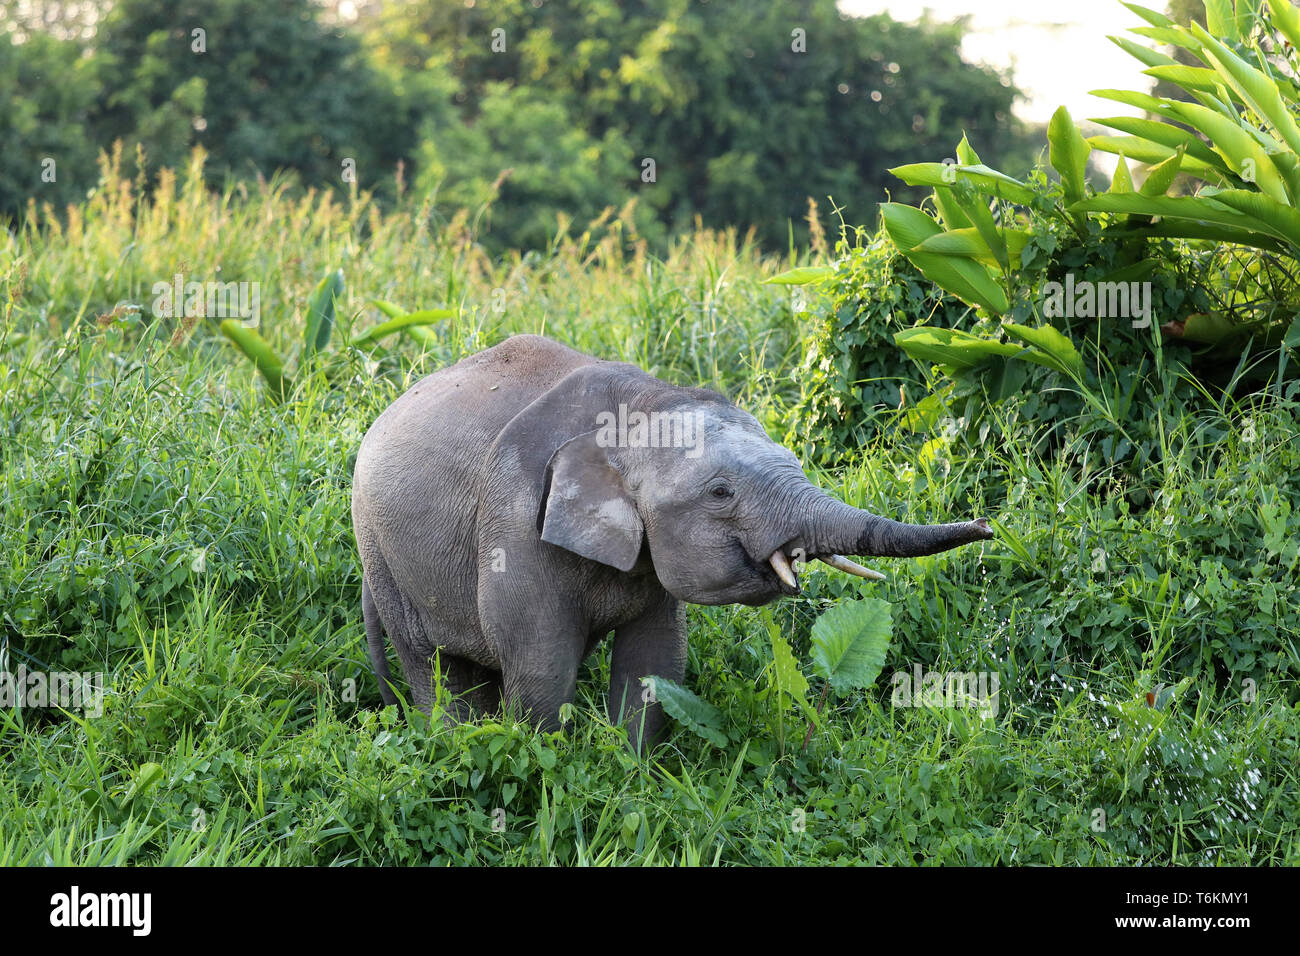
[539,384,992,606]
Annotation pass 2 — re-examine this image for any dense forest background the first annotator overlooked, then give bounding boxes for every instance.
[1,0,1040,251]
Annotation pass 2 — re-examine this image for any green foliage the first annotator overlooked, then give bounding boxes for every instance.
[764,610,812,713]
[751,607,820,754]
[788,2,1300,477]
[2,0,1033,253]
[348,307,457,348]
[412,83,657,253]
[1073,8,1300,287]
[810,597,894,696]
[880,201,1010,314]
[1,134,1297,867]
[882,2,1300,372]
[782,229,979,463]
[218,320,291,401]
[643,677,728,748]
[89,0,413,198]
[219,268,451,400]
[339,0,1033,251]
[303,269,344,362]
[0,30,102,217]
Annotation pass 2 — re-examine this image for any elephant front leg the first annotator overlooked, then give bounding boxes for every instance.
[610,594,687,754]
[493,612,588,734]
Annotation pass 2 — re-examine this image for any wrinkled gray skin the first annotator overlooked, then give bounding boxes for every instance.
[352,335,992,752]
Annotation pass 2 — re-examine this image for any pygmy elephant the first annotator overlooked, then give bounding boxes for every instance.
[352,334,992,750]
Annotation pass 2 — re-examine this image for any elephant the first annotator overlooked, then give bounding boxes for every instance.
[351,334,992,751]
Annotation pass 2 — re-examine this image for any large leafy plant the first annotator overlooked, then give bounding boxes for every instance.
[768,0,1300,486]
[871,0,1300,380]
[220,268,454,401]
[648,593,894,753]
[1080,0,1300,260]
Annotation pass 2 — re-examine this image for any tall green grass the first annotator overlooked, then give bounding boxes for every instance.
[1,151,1296,865]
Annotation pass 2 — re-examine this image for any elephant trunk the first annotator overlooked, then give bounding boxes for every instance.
[794,493,992,567]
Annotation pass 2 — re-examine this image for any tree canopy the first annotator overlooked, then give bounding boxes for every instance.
[1,0,1032,250]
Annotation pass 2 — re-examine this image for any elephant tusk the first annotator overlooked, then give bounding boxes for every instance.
[819,554,887,581]
[768,550,798,589]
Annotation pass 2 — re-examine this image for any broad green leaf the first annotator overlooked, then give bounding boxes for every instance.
[1189,86,1248,124]
[911,227,1031,267]
[948,164,1036,203]
[1073,191,1300,248]
[1105,219,1288,253]
[903,249,1009,315]
[303,267,344,360]
[1121,2,1173,27]
[1086,135,1183,166]
[1049,106,1092,205]
[981,353,1032,402]
[888,163,1035,205]
[1086,136,1229,182]
[810,597,893,695]
[404,324,439,348]
[1190,23,1300,157]
[1130,27,1205,56]
[1140,146,1185,196]
[1089,88,1171,114]
[1003,323,1086,379]
[123,762,165,803]
[950,183,1010,271]
[1204,0,1241,42]
[370,298,407,319]
[1144,64,1223,93]
[1108,34,1178,68]
[644,677,728,747]
[765,613,811,716]
[1283,312,1300,349]
[1099,260,1160,283]
[880,204,1010,313]
[763,266,834,285]
[1110,153,1135,194]
[350,308,455,347]
[1268,150,1300,205]
[894,326,1022,372]
[899,326,1085,381]
[955,133,982,166]
[1166,100,1291,203]
[931,186,973,229]
[1172,311,1244,344]
[220,320,291,401]
[1088,115,1227,170]
[1072,191,1243,225]
[1268,0,1300,52]
[880,202,944,251]
[1205,188,1300,247]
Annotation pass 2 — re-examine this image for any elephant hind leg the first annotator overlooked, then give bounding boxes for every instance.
[362,578,398,705]
[377,645,501,722]
[359,552,500,720]
[435,655,502,723]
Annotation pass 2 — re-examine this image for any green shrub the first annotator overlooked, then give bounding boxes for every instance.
[782,228,976,464]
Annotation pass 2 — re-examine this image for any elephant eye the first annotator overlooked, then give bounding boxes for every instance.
[709,482,734,500]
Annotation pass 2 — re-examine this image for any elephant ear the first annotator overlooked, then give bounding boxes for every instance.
[541,430,644,572]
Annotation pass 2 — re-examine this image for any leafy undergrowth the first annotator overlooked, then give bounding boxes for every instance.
[1,161,1297,865]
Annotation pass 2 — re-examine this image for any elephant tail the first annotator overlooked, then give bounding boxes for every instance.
[362,578,398,705]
